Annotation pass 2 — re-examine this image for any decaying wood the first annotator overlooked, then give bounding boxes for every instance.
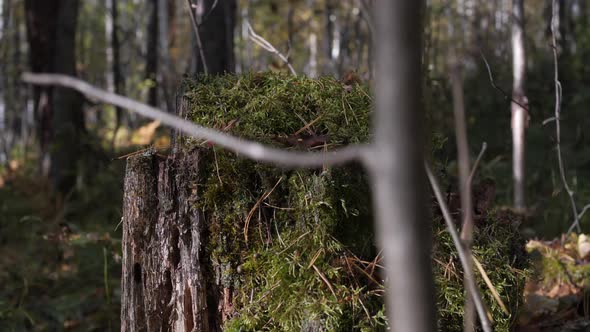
[121,151,220,331]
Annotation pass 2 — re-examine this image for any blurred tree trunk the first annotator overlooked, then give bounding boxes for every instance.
[25,0,84,193]
[511,0,528,212]
[322,0,336,75]
[24,0,57,175]
[238,2,252,73]
[146,0,159,107]
[1,0,13,160]
[106,0,125,147]
[158,0,174,112]
[371,1,435,331]
[192,0,237,75]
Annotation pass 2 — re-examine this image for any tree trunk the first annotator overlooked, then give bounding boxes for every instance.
[322,0,336,75]
[511,0,528,212]
[121,150,220,332]
[107,0,126,147]
[24,0,58,175]
[0,0,14,160]
[158,0,174,113]
[371,1,436,331]
[146,0,159,107]
[25,0,84,193]
[193,0,236,75]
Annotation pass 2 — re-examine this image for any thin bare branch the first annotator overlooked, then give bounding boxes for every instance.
[449,64,474,244]
[478,50,529,112]
[548,0,581,233]
[185,0,208,75]
[199,0,218,25]
[246,22,297,76]
[22,73,368,167]
[358,0,375,35]
[578,204,590,220]
[425,162,492,332]
[472,254,509,315]
[542,117,556,125]
[468,142,487,187]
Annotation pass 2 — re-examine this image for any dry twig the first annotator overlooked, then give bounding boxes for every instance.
[479,50,529,112]
[244,177,283,243]
[22,73,367,167]
[246,22,297,76]
[472,254,508,315]
[467,142,487,187]
[425,162,492,332]
[185,0,208,75]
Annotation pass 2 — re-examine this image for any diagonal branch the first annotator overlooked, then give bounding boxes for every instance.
[22,73,367,167]
[185,0,209,75]
[425,162,492,332]
[478,50,529,112]
[468,142,487,188]
[246,22,297,76]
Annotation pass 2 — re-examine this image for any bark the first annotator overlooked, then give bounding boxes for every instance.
[511,0,528,212]
[121,151,220,332]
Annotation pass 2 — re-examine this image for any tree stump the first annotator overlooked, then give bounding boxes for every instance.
[121,152,219,331]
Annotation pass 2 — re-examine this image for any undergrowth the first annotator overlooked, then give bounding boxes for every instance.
[0,157,123,331]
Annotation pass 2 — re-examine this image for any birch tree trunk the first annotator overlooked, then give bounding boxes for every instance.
[511,0,529,212]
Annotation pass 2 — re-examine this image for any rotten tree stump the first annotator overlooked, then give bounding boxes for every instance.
[121,151,219,332]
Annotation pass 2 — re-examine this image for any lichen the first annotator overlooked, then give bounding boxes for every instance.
[180,73,526,331]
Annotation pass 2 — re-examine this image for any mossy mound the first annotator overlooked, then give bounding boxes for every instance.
[180,73,527,331]
[433,210,529,331]
[185,72,371,146]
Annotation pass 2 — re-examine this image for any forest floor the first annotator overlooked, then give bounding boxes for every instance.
[0,156,124,331]
[517,236,590,332]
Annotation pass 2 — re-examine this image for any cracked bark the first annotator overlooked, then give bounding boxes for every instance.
[121,151,219,331]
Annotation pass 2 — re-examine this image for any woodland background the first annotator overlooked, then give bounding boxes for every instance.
[1,0,590,330]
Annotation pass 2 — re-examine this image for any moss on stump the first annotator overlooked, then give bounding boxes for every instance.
[171,73,527,331]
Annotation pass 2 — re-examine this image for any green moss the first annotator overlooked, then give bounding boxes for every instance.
[433,210,529,331]
[181,73,527,331]
[184,73,371,147]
